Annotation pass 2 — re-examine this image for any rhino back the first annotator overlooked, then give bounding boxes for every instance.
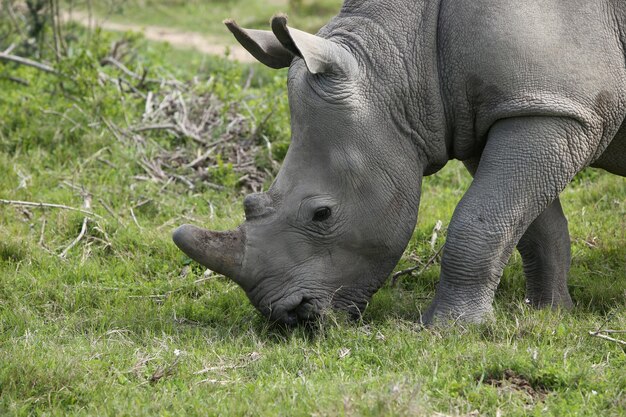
[438,0,626,161]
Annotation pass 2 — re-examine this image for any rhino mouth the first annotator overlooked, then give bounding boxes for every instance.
[277,296,320,326]
[260,289,368,326]
[260,294,324,326]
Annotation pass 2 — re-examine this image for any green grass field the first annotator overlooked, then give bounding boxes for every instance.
[1,3,625,416]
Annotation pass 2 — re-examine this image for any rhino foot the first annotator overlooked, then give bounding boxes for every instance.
[422,285,495,326]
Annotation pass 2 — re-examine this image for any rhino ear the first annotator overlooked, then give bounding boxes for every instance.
[271,14,357,76]
[224,19,295,69]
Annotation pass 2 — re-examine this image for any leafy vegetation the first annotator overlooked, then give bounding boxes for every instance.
[1,2,624,416]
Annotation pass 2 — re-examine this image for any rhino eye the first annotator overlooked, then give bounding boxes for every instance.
[312,207,332,222]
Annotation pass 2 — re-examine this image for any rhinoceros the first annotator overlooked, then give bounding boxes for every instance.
[173,0,626,325]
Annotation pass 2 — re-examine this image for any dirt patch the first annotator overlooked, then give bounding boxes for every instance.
[61,11,256,63]
[482,369,549,402]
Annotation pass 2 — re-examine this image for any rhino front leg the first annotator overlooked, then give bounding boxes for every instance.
[424,116,595,324]
[462,160,574,310]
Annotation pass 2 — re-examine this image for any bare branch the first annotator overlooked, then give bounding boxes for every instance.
[589,331,626,346]
[100,56,181,86]
[0,198,102,218]
[0,52,58,74]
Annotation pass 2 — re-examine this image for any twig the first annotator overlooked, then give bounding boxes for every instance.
[194,364,245,375]
[96,157,117,168]
[101,117,127,142]
[0,52,58,75]
[133,199,152,209]
[49,0,65,61]
[60,195,92,258]
[132,123,207,145]
[184,147,214,169]
[130,207,143,229]
[588,331,626,346]
[3,75,29,86]
[3,44,17,54]
[98,198,126,226]
[195,378,232,385]
[100,56,179,86]
[594,312,616,334]
[39,218,47,248]
[149,356,180,384]
[79,147,111,168]
[156,217,180,231]
[194,352,261,375]
[169,173,195,189]
[5,2,27,39]
[207,200,215,220]
[133,123,178,133]
[42,109,84,132]
[588,313,625,346]
[100,56,145,81]
[0,199,102,218]
[391,245,444,287]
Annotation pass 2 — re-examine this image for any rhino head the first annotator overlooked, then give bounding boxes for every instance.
[173,15,427,325]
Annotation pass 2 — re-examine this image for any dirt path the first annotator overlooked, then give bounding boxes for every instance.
[62,11,256,63]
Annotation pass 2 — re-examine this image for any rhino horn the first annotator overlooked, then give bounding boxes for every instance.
[224,19,294,69]
[172,224,246,285]
[270,14,358,76]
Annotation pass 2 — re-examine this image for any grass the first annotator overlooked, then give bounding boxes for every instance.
[78,0,343,42]
[1,5,625,417]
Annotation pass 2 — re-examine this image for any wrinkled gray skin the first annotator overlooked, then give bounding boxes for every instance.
[173,0,626,325]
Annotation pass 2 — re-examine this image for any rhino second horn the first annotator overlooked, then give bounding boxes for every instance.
[243,192,273,220]
[172,224,245,283]
[270,14,358,77]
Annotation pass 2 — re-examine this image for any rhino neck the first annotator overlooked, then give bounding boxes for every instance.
[322,0,451,176]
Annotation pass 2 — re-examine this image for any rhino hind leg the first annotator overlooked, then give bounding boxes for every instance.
[516,198,573,309]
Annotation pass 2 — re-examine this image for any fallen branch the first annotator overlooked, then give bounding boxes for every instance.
[0,52,58,75]
[0,199,102,218]
[100,56,181,87]
[589,331,626,346]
